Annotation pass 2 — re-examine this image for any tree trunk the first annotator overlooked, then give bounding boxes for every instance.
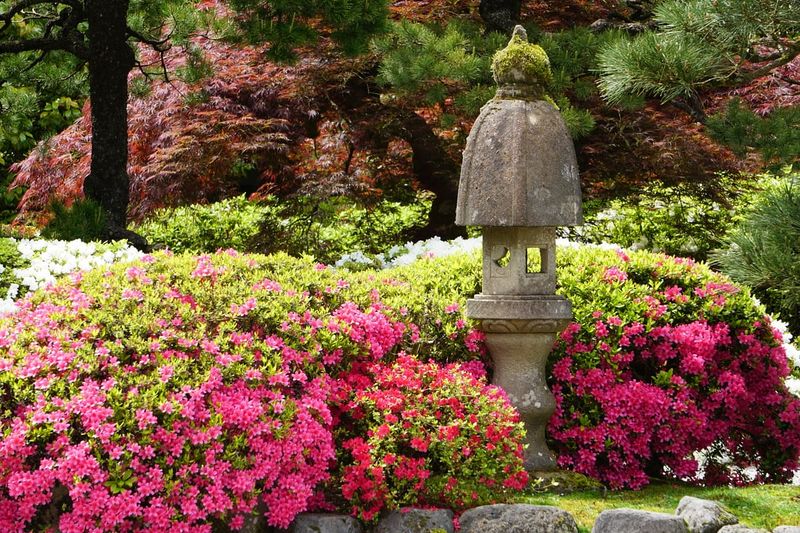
[83,0,147,247]
[479,0,522,34]
[391,109,465,241]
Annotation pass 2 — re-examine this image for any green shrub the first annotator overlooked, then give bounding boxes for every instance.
[568,179,757,261]
[132,195,278,254]
[713,174,800,337]
[133,194,431,263]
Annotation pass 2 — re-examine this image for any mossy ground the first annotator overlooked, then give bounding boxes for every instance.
[517,481,800,531]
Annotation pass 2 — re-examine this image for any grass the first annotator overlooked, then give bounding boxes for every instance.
[516,482,800,531]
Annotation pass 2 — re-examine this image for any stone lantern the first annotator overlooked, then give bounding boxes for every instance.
[456,26,582,472]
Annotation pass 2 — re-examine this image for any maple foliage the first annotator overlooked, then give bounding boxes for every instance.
[708,56,800,116]
[578,103,751,201]
[10,36,295,223]
[7,0,797,227]
[9,23,422,224]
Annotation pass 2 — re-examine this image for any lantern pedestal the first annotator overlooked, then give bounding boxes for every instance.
[468,297,571,472]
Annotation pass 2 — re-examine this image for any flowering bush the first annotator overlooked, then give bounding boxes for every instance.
[330,355,527,520]
[548,246,800,489]
[349,239,799,487]
[0,250,522,532]
[0,238,142,314]
[335,235,482,270]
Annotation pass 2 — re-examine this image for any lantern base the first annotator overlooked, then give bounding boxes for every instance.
[470,295,571,473]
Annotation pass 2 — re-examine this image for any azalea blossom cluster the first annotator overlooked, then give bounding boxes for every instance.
[330,355,528,521]
[0,251,525,532]
[548,247,800,489]
[0,238,142,314]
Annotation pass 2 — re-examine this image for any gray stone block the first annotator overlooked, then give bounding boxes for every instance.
[676,496,738,533]
[773,527,800,533]
[374,508,454,533]
[291,513,363,533]
[717,526,770,533]
[459,503,578,533]
[592,508,688,533]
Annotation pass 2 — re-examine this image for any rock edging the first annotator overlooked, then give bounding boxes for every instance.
[243,495,799,533]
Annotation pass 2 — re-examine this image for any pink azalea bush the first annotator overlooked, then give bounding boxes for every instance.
[0,251,520,532]
[548,246,800,489]
[365,246,799,489]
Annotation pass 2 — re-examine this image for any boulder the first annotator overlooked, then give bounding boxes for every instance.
[291,513,363,533]
[593,508,688,533]
[773,527,800,533]
[676,496,738,533]
[717,526,770,533]
[459,503,578,533]
[374,508,454,533]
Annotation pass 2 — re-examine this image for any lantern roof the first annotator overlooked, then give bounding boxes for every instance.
[455,26,582,227]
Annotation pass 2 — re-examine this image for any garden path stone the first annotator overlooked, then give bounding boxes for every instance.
[716,526,770,533]
[458,503,579,533]
[374,508,454,533]
[676,496,738,533]
[592,508,688,533]
[773,527,800,533]
[291,513,363,533]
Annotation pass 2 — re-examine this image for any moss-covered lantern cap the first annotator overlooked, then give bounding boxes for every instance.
[492,26,552,99]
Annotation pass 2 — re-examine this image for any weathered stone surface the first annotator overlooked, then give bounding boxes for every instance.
[374,508,454,533]
[477,227,559,296]
[459,503,578,533]
[676,496,738,533]
[592,508,688,533]
[467,294,572,321]
[773,527,800,533]
[290,513,363,533]
[716,526,770,533]
[482,331,558,471]
[455,98,582,228]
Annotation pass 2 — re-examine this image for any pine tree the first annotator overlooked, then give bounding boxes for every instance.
[596,0,800,121]
[0,0,200,247]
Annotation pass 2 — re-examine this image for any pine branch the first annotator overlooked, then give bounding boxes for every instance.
[737,43,800,83]
[19,48,48,72]
[0,0,81,33]
[0,0,87,58]
[126,26,172,52]
[0,35,70,53]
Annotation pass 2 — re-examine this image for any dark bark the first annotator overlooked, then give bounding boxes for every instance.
[82,0,138,240]
[479,0,522,35]
[314,61,465,241]
[389,109,466,241]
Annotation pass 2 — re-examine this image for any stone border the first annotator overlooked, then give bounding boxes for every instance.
[238,497,799,533]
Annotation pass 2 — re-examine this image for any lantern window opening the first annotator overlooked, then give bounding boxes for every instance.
[526,247,546,274]
[493,246,512,268]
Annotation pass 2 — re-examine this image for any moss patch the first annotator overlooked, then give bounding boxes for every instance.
[492,34,553,89]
